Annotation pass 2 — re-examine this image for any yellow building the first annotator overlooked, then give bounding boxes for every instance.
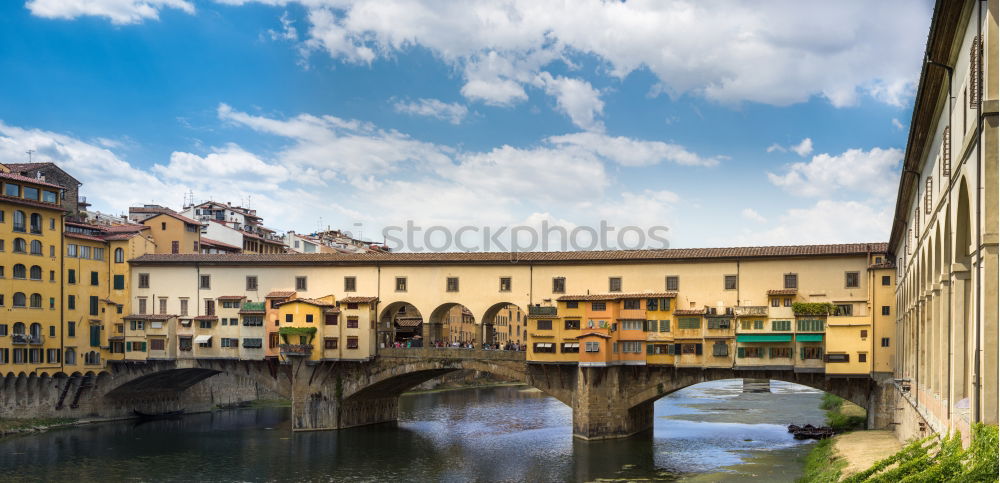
[0,168,66,375]
[141,212,202,254]
[274,295,377,362]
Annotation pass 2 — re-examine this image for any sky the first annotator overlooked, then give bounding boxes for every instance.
[0,0,933,250]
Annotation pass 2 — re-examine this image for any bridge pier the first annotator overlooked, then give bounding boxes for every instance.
[572,366,653,440]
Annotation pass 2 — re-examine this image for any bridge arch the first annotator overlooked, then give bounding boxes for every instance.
[480,302,527,346]
[378,301,424,346]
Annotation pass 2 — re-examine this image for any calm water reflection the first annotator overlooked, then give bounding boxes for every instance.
[0,379,825,482]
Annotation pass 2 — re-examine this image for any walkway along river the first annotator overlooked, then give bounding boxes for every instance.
[0,379,828,481]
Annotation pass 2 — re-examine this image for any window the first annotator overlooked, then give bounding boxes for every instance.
[171,241,179,254]
[659,320,670,332]
[344,276,356,292]
[860,329,868,339]
[30,240,42,255]
[858,353,867,363]
[665,276,679,291]
[49,245,54,257]
[499,277,511,292]
[114,248,124,263]
[13,238,26,253]
[620,341,642,353]
[138,273,149,288]
[12,210,26,232]
[159,298,167,315]
[797,319,824,332]
[536,320,552,330]
[22,186,39,201]
[88,295,98,315]
[754,320,764,330]
[825,353,849,363]
[711,342,728,356]
[198,320,213,329]
[12,292,25,307]
[609,277,622,292]
[13,264,25,279]
[324,338,338,349]
[347,317,359,328]
[552,277,565,293]
[79,246,90,259]
[49,270,54,281]
[881,306,890,316]
[130,320,146,331]
[621,320,644,330]
[783,298,792,307]
[534,342,556,353]
[204,299,215,316]
[29,213,41,234]
[677,317,700,329]
[93,247,104,261]
[68,295,76,310]
[591,301,606,311]
[881,337,890,347]
[220,338,239,348]
[150,339,165,351]
[706,318,730,330]
[242,338,263,349]
[834,304,853,316]
[623,299,641,310]
[285,314,293,323]
[303,314,314,323]
[584,342,600,352]
[5,184,20,197]
[783,273,798,289]
[681,343,701,355]
[246,276,258,291]
[724,275,737,290]
[396,277,407,292]
[881,275,891,286]
[346,337,358,349]
[565,301,578,309]
[738,347,763,358]
[199,274,211,290]
[180,299,188,316]
[136,297,147,314]
[770,347,793,359]
[446,277,459,292]
[772,320,791,331]
[845,272,859,288]
[561,342,579,353]
[564,319,580,330]
[90,271,99,286]
[113,275,125,290]
[292,276,306,291]
[179,337,193,351]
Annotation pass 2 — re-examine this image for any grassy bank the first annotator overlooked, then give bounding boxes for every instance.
[0,417,77,436]
[799,438,846,483]
[821,394,866,432]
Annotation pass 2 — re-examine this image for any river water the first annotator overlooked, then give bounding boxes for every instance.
[0,379,827,482]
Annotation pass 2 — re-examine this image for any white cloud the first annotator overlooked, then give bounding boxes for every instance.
[537,73,605,132]
[732,199,890,246]
[741,208,767,223]
[26,0,194,24]
[892,118,905,130]
[392,98,469,124]
[225,0,931,109]
[790,138,813,157]
[767,147,902,199]
[548,132,723,167]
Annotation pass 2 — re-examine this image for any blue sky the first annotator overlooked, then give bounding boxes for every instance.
[0,0,933,250]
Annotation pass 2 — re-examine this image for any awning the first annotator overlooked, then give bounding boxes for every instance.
[535,343,553,348]
[562,342,580,348]
[796,334,824,342]
[194,335,212,344]
[737,334,792,342]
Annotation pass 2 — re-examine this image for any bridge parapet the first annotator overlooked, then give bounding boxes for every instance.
[378,347,526,362]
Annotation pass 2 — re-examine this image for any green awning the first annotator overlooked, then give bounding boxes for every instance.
[796,334,824,342]
[737,334,792,342]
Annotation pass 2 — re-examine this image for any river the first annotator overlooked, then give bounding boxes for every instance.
[0,379,827,482]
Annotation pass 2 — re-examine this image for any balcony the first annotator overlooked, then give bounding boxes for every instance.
[733,306,767,317]
[528,306,558,316]
[240,302,266,313]
[11,334,44,345]
[280,344,313,357]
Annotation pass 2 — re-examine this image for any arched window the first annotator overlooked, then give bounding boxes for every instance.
[84,351,100,365]
[12,210,25,232]
[12,322,25,334]
[29,293,42,308]
[29,323,41,338]
[114,247,124,263]
[29,265,41,280]
[65,348,76,365]
[30,240,42,255]
[12,264,26,279]
[12,293,26,307]
[13,238,26,253]
[29,213,42,234]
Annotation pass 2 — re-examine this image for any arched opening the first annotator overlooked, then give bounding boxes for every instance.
[114,247,124,263]
[12,238,25,253]
[12,210,25,232]
[65,348,76,365]
[953,179,972,402]
[481,302,528,349]
[12,292,26,307]
[12,264,25,279]
[30,240,42,255]
[29,213,42,234]
[427,303,477,348]
[29,293,42,308]
[378,302,424,348]
[29,265,42,280]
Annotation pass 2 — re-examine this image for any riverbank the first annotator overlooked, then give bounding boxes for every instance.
[0,417,78,437]
[799,394,901,482]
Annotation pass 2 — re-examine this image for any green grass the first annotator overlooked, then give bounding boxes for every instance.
[0,417,77,433]
[820,394,867,432]
[841,424,998,482]
[798,438,846,483]
[820,394,843,411]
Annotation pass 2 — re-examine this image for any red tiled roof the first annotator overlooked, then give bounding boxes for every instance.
[200,237,241,251]
[275,298,336,308]
[129,206,176,214]
[104,224,147,233]
[339,296,379,304]
[216,295,246,301]
[557,292,677,301]
[767,289,798,296]
[0,194,65,211]
[144,211,202,226]
[674,309,706,316]
[124,314,175,321]
[266,290,295,298]
[65,232,107,243]
[0,171,65,189]
[193,315,218,321]
[129,243,888,266]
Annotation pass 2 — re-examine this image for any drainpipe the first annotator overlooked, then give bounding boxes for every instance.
[972,0,983,423]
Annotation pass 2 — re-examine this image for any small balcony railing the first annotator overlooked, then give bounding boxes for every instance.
[528,306,558,316]
[280,344,313,357]
[11,334,44,345]
[733,306,768,317]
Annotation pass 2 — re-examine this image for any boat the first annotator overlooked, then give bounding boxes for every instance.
[133,409,185,419]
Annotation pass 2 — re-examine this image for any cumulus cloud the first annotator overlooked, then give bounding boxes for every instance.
[731,200,891,246]
[536,73,605,132]
[766,138,813,157]
[26,0,194,24]
[767,147,902,199]
[741,208,767,223]
[392,98,469,124]
[892,118,905,130]
[548,132,724,167]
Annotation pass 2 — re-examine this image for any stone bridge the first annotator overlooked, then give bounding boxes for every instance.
[2,351,894,440]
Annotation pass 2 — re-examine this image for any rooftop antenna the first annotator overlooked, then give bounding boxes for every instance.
[25,149,34,162]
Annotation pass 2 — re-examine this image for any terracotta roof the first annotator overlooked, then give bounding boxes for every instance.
[266,290,295,298]
[394,318,423,327]
[767,289,798,296]
[144,211,202,226]
[65,232,107,243]
[130,243,887,266]
[557,292,677,301]
[124,314,175,321]
[200,237,241,251]
[339,296,379,304]
[275,298,336,308]
[674,309,706,316]
[193,315,218,321]
[0,194,65,211]
[0,171,66,189]
[216,295,246,301]
[104,224,147,233]
[129,206,176,214]
[575,332,612,339]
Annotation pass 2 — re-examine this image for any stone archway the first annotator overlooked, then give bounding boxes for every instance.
[481,302,528,347]
[378,301,424,347]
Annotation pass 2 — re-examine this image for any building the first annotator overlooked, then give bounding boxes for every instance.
[2,162,86,216]
[888,0,998,437]
[180,201,286,254]
[140,212,202,254]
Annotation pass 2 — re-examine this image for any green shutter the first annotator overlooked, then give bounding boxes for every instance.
[141,342,147,352]
[91,271,99,286]
[800,347,805,360]
[113,275,125,290]
[89,326,100,347]
[695,343,702,355]
[89,296,99,316]
[738,347,745,358]
[647,344,654,355]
